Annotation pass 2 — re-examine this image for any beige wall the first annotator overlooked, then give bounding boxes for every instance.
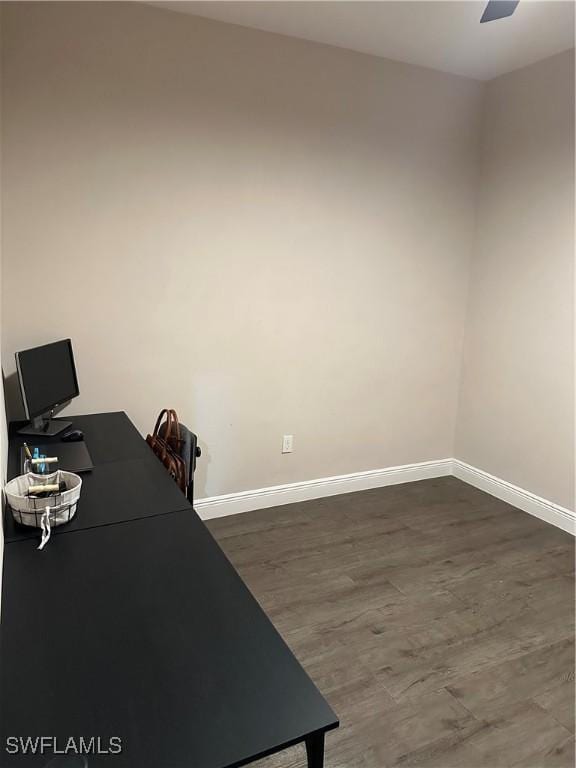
[456,50,575,510]
[0,2,482,498]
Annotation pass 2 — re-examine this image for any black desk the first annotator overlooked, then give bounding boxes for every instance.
[0,413,338,768]
[3,457,193,543]
[7,413,152,473]
[4,413,192,542]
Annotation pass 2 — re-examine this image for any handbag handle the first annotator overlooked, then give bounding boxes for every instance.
[152,409,169,438]
[151,408,182,460]
[152,408,175,461]
[168,409,181,443]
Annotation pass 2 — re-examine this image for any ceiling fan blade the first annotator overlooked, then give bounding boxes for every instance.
[480,0,520,23]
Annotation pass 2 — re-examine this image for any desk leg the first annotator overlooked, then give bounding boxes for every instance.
[305,731,325,768]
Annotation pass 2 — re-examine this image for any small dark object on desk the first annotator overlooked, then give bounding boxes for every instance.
[61,429,84,442]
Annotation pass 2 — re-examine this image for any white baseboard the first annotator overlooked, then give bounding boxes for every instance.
[195,459,453,520]
[195,457,575,536]
[452,459,575,535]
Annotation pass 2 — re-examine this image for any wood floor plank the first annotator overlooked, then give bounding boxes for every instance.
[205,477,575,767]
[446,638,575,718]
[390,721,491,767]
[534,680,576,734]
[312,688,481,768]
[512,733,575,768]
[463,702,573,768]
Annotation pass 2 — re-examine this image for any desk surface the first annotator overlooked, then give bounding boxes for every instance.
[0,510,338,768]
[0,412,338,768]
[4,413,192,542]
[8,412,152,471]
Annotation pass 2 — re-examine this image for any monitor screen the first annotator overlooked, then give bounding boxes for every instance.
[16,339,80,419]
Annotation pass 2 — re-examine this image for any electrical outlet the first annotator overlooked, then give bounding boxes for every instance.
[282,435,294,454]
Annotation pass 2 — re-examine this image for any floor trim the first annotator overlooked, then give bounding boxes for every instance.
[196,457,576,535]
[195,459,453,519]
[452,459,575,535]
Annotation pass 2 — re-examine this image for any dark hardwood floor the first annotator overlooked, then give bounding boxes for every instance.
[206,476,575,768]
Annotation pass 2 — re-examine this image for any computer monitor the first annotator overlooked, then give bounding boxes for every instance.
[16,339,80,436]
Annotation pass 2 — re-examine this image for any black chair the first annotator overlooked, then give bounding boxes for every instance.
[185,426,202,505]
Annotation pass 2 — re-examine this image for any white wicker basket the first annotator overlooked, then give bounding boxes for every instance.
[5,470,82,549]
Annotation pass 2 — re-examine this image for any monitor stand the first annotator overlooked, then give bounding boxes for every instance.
[17,415,72,437]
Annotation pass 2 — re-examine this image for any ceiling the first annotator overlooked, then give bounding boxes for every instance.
[150,1,575,80]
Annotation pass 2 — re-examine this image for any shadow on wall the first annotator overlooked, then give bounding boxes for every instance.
[193,439,210,500]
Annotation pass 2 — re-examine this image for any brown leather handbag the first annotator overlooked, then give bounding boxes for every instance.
[146,409,187,493]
